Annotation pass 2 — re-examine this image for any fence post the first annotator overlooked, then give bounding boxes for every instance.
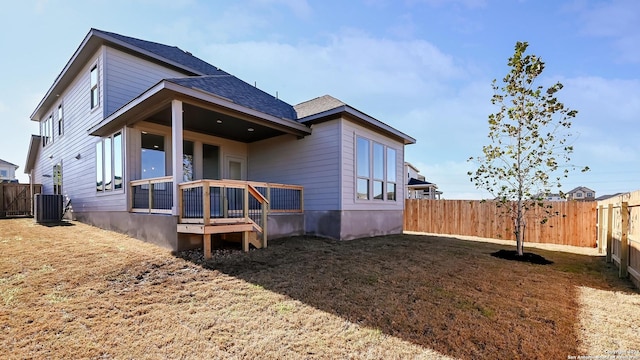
[606,203,613,263]
[620,202,629,278]
[0,184,5,218]
[597,205,604,253]
[203,182,210,225]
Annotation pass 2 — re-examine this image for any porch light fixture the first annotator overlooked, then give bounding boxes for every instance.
[247,128,254,132]
[216,119,222,124]
[75,153,81,160]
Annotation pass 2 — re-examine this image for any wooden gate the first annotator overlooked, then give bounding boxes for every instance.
[0,183,42,218]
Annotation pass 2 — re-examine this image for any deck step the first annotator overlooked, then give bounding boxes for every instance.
[177,223,253,235]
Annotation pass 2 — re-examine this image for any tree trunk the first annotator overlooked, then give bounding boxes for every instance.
[516,200,524,256]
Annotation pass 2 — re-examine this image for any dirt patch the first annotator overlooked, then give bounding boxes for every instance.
[1,219,638,359]
[491,249,554,265]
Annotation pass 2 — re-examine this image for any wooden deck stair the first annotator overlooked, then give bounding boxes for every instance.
[177,218,265,259]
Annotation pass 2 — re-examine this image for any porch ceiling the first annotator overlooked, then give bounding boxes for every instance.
[147,103,285,143]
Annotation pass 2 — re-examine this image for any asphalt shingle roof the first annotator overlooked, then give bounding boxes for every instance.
[93,29,298,120]
[167,76,297,120]
[95,29,228,76]
[294,95,346,119]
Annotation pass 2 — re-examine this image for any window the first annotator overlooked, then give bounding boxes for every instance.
[141,132,165,179]
[0,170,7,178]
[356,137,370,200]
[53,163,62,195]
[587,192,593,197]
[57,104,64,136]
[96,131,123,192]
[90,65,99,109]
[356,136,398,201]
[41,115,53,146]
[576,193,583,198]
[387,148,397,200]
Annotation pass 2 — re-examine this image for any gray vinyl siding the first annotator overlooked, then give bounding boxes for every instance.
[247,121,341,211]
[341,119,405,211]
[32,46,126,212]
[104,47,185,116]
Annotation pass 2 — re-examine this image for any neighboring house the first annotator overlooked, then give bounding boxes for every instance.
[24,29,415,251]
[566,186,596,201]
[532,192,565,201]
[0,159,19,183]
[543,194,565,201]
[404,162,441,199]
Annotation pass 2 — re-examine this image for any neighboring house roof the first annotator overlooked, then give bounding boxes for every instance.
[295,95,416,145]
[567,186,595,195]
[167,76,297,120]
[595,193,624,201]
[408,178,434,186]
[404,162,420,173]
[0,159,19,169]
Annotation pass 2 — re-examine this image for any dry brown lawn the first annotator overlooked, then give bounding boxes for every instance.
[1,218,638,359]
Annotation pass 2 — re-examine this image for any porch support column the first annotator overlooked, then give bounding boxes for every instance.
[171,99,184,216]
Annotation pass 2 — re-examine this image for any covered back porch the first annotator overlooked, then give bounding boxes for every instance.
[89,78,310,255]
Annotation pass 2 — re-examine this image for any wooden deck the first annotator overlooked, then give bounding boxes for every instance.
[129,178,303,259]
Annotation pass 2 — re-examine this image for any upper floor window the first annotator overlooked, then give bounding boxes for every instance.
[575,193,583,198]
[587,192,593,197]
[57,104,64,136]
[90,65,99,109]
[356,136,397,201]
[41,115,53,147]
[0,169,7,178]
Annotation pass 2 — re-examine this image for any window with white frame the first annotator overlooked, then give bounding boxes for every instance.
[96,131,123,192]
[0,170,7,178]
[41,115,53,147]
[356,136,397,201]
[90,65,99,109]
[57,104,64,136]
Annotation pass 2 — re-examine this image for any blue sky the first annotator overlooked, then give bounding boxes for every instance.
[1,0,639,199]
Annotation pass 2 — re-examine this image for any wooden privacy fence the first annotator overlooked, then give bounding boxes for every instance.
[0,183,42,218]
[597,191,640,288]
[404,199,597,248]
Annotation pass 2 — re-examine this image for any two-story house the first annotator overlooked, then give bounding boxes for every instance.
[566,186,596,201]
[24,29,415,253]
[404,162,441,199]
[0,159,19,183]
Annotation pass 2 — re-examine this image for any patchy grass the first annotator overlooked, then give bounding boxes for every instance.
[0,218,638,359]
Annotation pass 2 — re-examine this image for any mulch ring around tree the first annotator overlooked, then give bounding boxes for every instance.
[491,249,554,265]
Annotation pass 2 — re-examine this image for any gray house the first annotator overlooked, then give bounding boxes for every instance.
[25,29,415,254]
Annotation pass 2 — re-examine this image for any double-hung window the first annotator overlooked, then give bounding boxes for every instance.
[41,115,53,147]
[90,65,99,109]
[356,136,397,201]
[57,104,64,136]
